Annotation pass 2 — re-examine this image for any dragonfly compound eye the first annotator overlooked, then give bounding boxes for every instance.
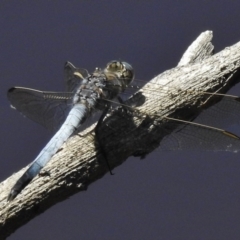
[106,60,123,71]
[105,60,134,85]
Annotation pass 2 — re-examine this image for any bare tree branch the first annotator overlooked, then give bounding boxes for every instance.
[1,30,240,239]
[178,30,214,66]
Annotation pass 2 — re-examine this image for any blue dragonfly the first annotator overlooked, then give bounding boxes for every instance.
[7,60,134,201]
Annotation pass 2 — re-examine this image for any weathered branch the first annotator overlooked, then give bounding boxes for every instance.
[1,30,240,239]
[178,30,214,66]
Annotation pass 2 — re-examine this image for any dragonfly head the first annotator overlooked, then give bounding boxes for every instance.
[105,60,134,86]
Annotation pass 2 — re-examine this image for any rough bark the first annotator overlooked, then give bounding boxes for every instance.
[1,30,240,239]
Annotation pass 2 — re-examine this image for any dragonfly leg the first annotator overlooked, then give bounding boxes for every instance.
[117,96,124,104]
[117,96,132,111]
[95,104,114,175]
[117,96,140,114]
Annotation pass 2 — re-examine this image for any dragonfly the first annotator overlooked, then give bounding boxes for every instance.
[7,60,134,201]
[7,60,240,201]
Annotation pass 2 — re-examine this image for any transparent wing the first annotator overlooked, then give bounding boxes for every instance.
[157,118,240,152]
[8,87,74,132]
[117,113,240,154]
[100,91,240,154]
[159,94,240,152]
[194,95,240,128]
[64,61,89,92]
[136,92,240,152]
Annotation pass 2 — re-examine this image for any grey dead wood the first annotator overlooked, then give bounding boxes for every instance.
[1,30,240,239]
